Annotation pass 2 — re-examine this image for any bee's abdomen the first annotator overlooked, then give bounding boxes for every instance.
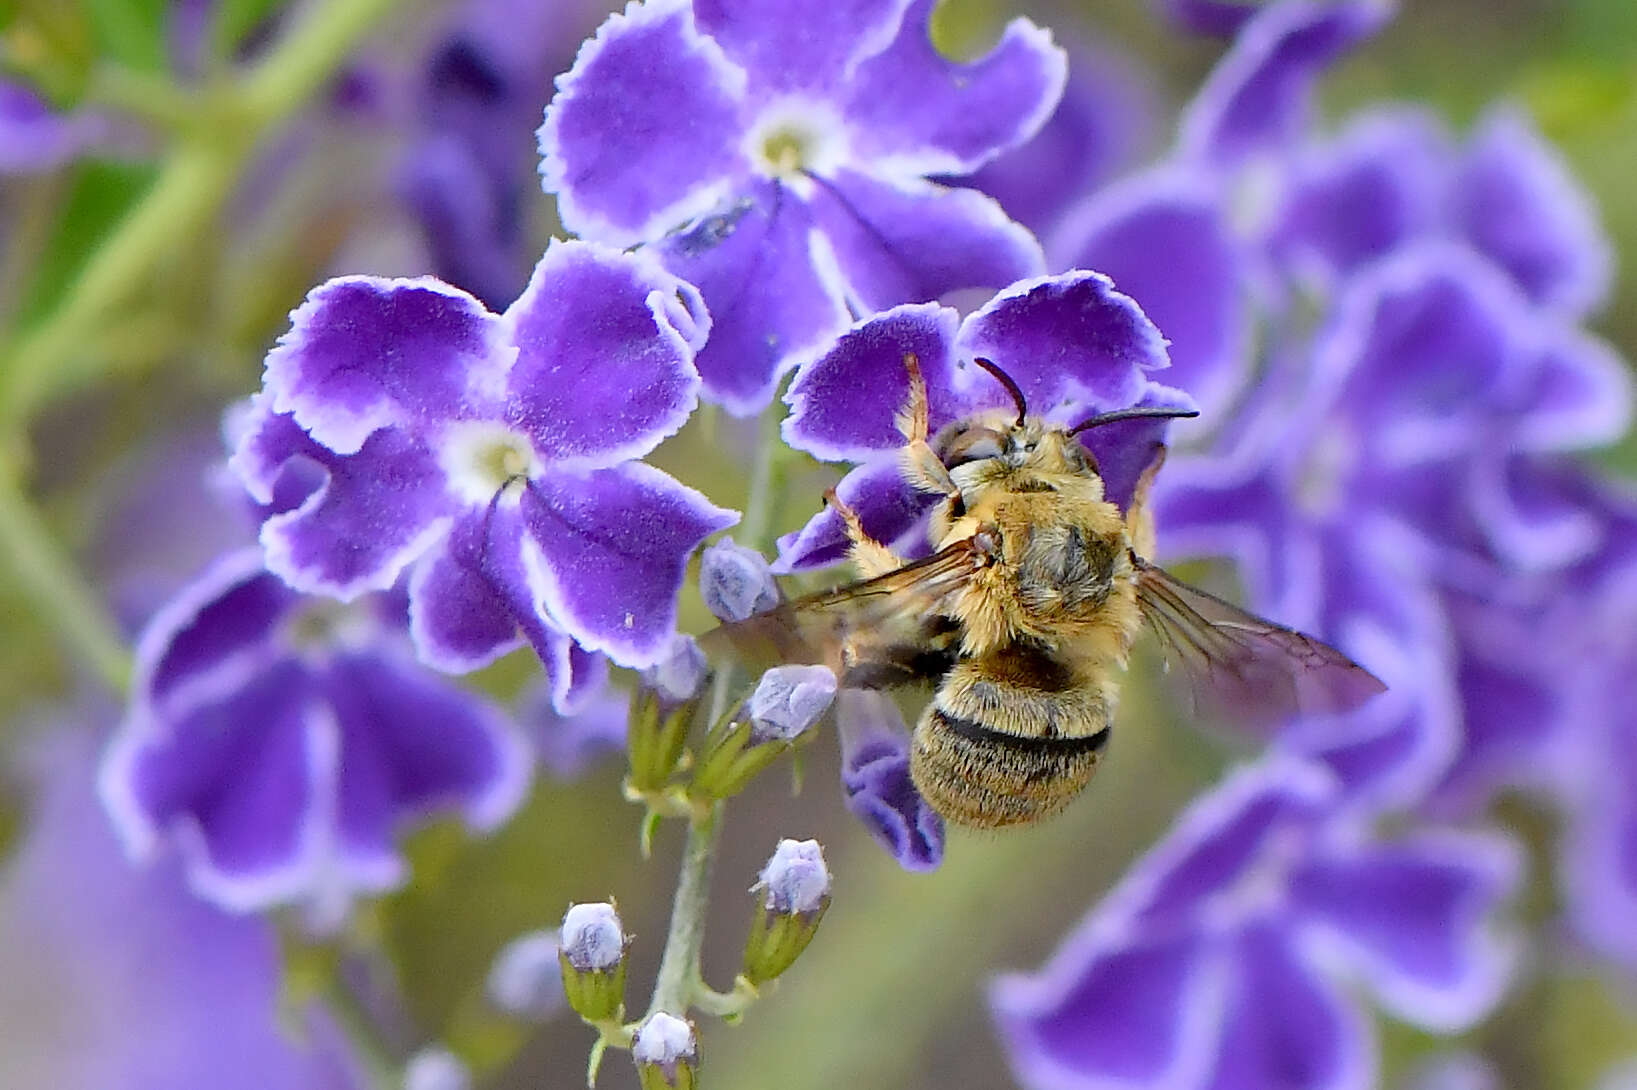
[910,649,1113,828]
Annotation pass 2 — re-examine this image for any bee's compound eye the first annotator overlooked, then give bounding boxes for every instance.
[943,431,1004,467]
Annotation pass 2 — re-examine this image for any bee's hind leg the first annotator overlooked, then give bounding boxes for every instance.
[825,487,905,577]
[894,353,963,507]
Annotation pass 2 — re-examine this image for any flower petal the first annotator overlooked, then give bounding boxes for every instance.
[782,302,962,461]
[407,502,574,673]
[1179,0,1392,166]
[502,239,705,467]
[324,650,531,855]
[263,276,511,455]
[1207,923,1373,1090]
[837,690,944,871]
[1291,831,1522,1030]
[651,181,850,416]
[774,456,938,572]
[101,659,330,911]
[1273,107,1451,287]
[842,1,1067,176]
[1052,167,1250,417]
[955,41,1155,236]
[1454,105,1612,317]
[693,0,911,98]
[807,171,1044,315]
[259,426,458,601]
[521,463,738,667]
[991,929,1223,1090]
[954,269,1171,425]
[538,0,749,246]
[1313,241,1536,467]
[1105,758,1333,933]
[527,677,629,778]
[1159,0,1262,37]
[132,549,296,721]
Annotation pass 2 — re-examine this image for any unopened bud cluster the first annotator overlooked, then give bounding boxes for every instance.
[692,665,837,799]
[742,838,832,985]
[558,901,628,1024]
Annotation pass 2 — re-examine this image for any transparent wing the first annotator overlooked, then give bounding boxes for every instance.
[1133,556,1386,734]
[699,539,981,687]
[697,536,975,684]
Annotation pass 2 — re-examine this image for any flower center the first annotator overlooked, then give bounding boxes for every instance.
[282,598,375,656]
[1295,423,1358,521]
[745,100,846,184]
[440,421,542,506]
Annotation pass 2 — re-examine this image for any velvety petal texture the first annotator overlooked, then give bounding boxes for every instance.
[238,242,729,671]
[100,548,530,918]
[538,0,1064,413]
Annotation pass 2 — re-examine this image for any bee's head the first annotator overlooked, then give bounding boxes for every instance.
[936,357,1197,477]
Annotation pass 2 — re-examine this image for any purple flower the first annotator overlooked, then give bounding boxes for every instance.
[401,0,608,308]
[99,548,530,921]
[837,689,944,871]
[538,0,1064,413]
[992,759,1521,1090]
[232,240,737,671]
[1158,0,1265,38]
[777,270,1190,570]
[0,729,358,1088]
[954,39,1157,238]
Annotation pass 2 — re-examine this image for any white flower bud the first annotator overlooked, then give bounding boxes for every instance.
[748,664,837,743]
[700,537,779,622]
[642,636,707,702]
[758,838,830,915]
[560,902,624,972]
[633,1012,698,1089]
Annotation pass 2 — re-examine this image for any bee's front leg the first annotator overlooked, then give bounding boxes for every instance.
[824,487,905,577]
[894,353,963,508]
[1124,443,1168,560]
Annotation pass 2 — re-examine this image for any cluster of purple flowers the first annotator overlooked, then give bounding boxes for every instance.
[982,2,1637,1088]
[4,0,1632,1085]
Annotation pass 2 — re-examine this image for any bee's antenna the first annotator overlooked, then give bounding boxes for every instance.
[971,356,1028,427]
[1067,405,1201,436]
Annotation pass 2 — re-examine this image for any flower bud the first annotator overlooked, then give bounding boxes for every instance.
[700,537,779,622]
[642,636,708,704]
[626,684,699,794]
[690,666,834,799]
[632,1011,698,1090]
[558,902,627,1023]
[403,1047,470,1090]
[747,664,837,744]
[743,839,831,984]
[486,929,563,1019]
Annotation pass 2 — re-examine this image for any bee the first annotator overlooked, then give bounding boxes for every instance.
[705,355,1385,828]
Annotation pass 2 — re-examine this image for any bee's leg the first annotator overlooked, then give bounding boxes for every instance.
[1125,443,1168,560]
[825,487,905,577]
[894,352,962,505]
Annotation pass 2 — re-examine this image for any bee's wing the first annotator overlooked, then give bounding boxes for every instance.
[699,539,982,686]
[1132,556,1386,733]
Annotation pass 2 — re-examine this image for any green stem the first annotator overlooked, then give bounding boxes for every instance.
[0,459,130,691]
[319,968,401,1090]
[737,407,786,552]
[0,0,415,425]
[646,800,726,1017]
